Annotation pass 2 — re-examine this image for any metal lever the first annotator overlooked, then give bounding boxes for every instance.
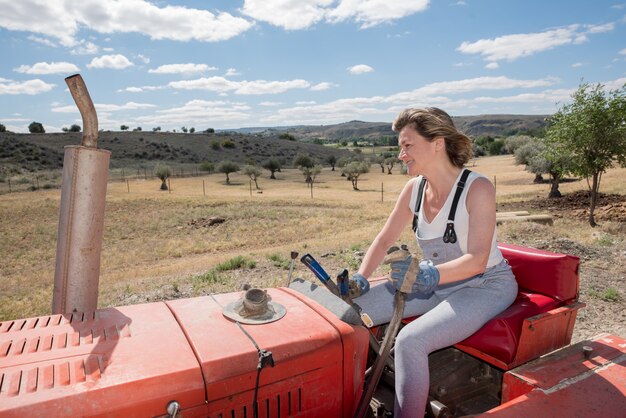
[166,401,180,418]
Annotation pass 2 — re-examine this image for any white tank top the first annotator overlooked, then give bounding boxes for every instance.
[409,170,503,268]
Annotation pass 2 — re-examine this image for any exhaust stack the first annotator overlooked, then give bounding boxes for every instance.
[52,74,111,314]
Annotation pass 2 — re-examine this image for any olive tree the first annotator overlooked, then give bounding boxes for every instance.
[243,165,262,189]
[325,155,338,171]
[544,82,626,226]
[262,158,281,179]
[293,154,316,183]
[341,161,370,190]
[217,160,240,184]
[28,121,45,133]
[155,164,172,190]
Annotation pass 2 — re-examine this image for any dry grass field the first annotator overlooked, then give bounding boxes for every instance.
[1,155,624,342]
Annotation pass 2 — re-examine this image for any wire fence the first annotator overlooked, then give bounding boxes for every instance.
[0,166,209,195]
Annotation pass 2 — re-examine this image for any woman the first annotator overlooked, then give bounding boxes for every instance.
[348,107,518,417]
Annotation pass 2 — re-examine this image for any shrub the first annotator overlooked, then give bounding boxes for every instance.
[215,256,256,271]
[199,161,215,172]
[28,121,45,133]
[222,139,236,148]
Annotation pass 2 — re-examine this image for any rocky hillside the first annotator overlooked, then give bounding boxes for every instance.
[271,115,548,141]
[0,131,356,174]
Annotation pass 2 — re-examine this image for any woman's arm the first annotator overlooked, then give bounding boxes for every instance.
[357,178,417,278]
[436,176,496,284]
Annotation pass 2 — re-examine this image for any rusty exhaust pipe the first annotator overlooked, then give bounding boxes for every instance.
[52,74,111,314]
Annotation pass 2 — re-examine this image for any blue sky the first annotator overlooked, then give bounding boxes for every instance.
[1,0,625,133]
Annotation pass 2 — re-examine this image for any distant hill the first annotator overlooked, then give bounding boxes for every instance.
[0,114,548,175]
[271,115,548,141]
[0,131,355,175]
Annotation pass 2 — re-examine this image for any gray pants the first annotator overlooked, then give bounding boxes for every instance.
[354,261,517,418]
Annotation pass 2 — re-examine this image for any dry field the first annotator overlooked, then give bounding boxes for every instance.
[1,155,624,342]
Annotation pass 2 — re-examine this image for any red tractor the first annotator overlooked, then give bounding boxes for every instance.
[1,76,624,417]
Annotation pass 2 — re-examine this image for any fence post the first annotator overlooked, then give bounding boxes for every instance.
[126,179,130,193]
[203,180,206,196]
[8,178,11,193]
[168,178,171,193]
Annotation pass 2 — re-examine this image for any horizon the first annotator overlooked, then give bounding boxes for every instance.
[1,1,624,133]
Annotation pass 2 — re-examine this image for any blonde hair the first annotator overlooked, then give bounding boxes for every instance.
[392,107,473,168]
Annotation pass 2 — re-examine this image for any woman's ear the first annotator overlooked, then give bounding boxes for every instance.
[434,136,445,152]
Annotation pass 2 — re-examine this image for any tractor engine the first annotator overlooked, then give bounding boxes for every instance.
[0,286,369,417]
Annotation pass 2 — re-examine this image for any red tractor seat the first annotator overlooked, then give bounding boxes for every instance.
[453,243,584,370]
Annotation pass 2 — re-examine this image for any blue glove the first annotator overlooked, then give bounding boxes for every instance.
[383,246,440,295]
[348,273,370,298]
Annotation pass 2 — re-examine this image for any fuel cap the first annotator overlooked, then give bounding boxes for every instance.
[223,288,286,325]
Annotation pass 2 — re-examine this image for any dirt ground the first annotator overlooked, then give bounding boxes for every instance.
[498,191,626,343]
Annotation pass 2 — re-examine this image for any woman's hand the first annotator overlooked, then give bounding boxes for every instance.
[384,246,440,295]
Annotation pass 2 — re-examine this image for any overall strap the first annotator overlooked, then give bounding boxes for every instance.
[443,169,471,244]
[411,177,427,233]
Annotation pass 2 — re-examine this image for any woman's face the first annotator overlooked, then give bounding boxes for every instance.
[397,126,437,176]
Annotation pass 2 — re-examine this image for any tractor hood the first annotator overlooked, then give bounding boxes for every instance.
[0,287,368,417]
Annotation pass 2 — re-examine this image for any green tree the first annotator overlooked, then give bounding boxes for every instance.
[152,126,161,132]
[342,161,370,190]
[0,123,6,132]
[205,128,215,134]
[28,121,45,133]
[181,126,188,133]
[217,160,240,184]
[279,133,296,141]
[69,124,81,132]
[300,164,322,186]
[514,141,544,183]
[544,82,626,226]
[384,157,396,174]
[243,164,262,189]
[199,161,215,172]
[262,158,281,179]
[155,164,172,190]
[120,125,129,131]
[293,154,316,183]
[325,155,338,171]
[189,127,195,134]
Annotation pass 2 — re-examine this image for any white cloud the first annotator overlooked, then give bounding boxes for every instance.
[225,68,241,77]
[52,101,156,113]
[485,62,499,70]
[14,61,80,75]
[137,55,150,64]
[458,23,616,63]
[412,76,558,96]
[132,100,252,128]
[259,101,283,106]
[87,54,134,69]
[348,64,374,74]
[70,41,99,55]
[149,63,217,74]
[121,85,164,93]
[27,35,58,48]
[0,79,55,95]
[169,76,311,95]
[327,0,430,29]
[571,62,584,68]
[311,82,335,91]
[242,0,430,30]
[620,48,626,55]
[0,0,254,46]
